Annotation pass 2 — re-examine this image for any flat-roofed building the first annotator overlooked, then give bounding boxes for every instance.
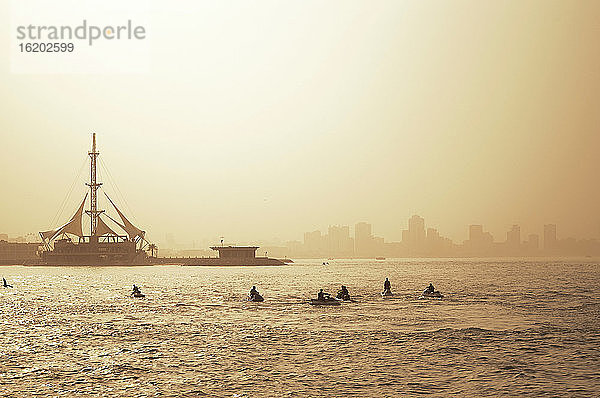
[0,241,41,264]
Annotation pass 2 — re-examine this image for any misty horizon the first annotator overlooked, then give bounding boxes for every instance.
[2,143,600,246]
[3,212,596,257]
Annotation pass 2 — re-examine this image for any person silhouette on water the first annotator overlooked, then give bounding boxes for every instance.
[384,278,391,292]
[132,284,141,294]
[3,278,12,288]
[249,285,259,298]
[318,289,330,301]
[425,283,435,293]
[337,285,350,300]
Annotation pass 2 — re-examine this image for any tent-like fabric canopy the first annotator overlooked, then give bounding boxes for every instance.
[40,194,88,241]
[105,193,145,240]
[94,214,120,237]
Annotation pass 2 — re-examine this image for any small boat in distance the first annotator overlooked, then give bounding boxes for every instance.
[336,286,351,301]
[310,289,341,305]
[375,257,385,260]
[420,291,443,299]
[247,294,264,302]
[132,285,145,298]
[420,284,443,299]
[310,298,341,306]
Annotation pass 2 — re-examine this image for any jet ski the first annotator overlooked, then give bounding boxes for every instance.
[381,289,393,298]
[310,297,341,306]
[336,292,351,301]
[132,291,145,298]
[420,290,443,299]
[248,294,264,302]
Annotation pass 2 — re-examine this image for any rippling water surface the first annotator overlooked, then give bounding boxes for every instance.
[1,259,599,397]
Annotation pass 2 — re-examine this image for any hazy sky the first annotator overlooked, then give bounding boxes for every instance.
[1,0,599,246]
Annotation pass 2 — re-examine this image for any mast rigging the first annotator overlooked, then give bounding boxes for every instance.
[86,132,103,236]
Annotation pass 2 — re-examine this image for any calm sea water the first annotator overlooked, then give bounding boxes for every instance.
[0,259,599,397]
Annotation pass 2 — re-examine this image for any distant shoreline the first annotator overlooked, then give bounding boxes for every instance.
[0,255,597,267]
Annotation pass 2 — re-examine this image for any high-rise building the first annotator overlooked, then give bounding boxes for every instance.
[427,228,439,239]
[426,227,440,253]
[372,236,385,255]
[401,229,409,245]
[355,222,373,256]
[303,230,322,252]
[544,224,557,251]
[527,234,539,250]
[469,225,483,242]
[506,225,521,250]
[403,215,426,254]
[327,225,353,256]
[465,224,494,254]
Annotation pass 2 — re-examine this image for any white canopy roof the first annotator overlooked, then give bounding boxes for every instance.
[40,194,87,241]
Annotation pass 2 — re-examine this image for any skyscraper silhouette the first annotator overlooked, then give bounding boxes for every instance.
[544,224,557,252]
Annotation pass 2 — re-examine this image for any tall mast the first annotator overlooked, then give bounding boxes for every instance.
[86,133,103,236]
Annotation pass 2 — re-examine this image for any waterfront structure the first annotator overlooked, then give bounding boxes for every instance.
[0,241,41,265]
[36,133,151,266]
[181,245,287,266]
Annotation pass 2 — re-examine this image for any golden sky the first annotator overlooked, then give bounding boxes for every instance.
[1,0,599,245]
